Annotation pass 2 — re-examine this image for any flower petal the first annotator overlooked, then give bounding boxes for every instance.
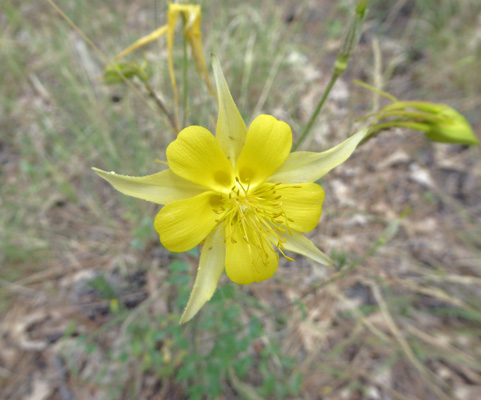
[155,191,222,252]
[269,127,369,183]
[184,7,214,95]
[280,230,334,266]
[166,125,235,192]
[93,167,206,204]
[180,226,225,324]
[115,25,168,60]
[212,55,247,167]
[235,115,292,187]
[225,226,279,284]
[276,183,325,232]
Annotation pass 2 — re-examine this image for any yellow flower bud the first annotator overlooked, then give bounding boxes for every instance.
[409,102,479,145]
[354,82,479,146]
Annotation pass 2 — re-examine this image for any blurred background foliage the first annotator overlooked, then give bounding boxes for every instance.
[1,0,481,399]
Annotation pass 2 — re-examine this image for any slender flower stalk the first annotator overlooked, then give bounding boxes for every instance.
[293,0,369,150]
[94,56,370,323]
[103,61,178,134]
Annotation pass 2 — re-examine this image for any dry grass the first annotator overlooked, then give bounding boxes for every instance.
[1,0,481,399]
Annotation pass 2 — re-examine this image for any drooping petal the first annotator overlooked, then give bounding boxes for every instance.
[276,183,325,232]
[269,127,369,183]
[166,125,235,192]
[155,191,222,252]
[235,115,292,187]
[212,55,247,166]
[93,167,206,204]
[180,226,225,324]
[115,25,168,60]
[225,226,279,284]
[280,230,334,266]
[184,6,214,95]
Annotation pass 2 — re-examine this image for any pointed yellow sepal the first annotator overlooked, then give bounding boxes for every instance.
[115,25,169,60]
[212,54,247,166]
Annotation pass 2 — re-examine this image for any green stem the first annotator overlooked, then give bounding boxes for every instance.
[143,81,178,134]
[292,71,341,151]
[293,0,369,151]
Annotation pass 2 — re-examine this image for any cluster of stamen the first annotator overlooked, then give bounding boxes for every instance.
[212,177,301,264]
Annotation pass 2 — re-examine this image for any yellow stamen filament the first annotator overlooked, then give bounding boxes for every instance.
[214,180,301,266]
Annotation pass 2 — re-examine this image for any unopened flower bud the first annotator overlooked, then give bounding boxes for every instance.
[417,103,479,145]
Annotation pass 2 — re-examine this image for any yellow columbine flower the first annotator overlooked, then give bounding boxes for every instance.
[94,56,368,323]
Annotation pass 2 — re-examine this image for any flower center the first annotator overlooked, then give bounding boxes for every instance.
[213,177,297,262]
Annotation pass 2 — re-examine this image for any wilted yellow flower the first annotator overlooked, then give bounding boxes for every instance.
[94,56,368,323]
[114,3,213,130]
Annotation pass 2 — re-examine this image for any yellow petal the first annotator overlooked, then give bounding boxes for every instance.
[225,226,279,284]
[280,230,334,266]
[155,191,222,252]
[115,25,168,60]
[92,167,205,204]
[212,55,247,166]
[275,183,325,232]
[269,127,369,183]
[180,226,225,324]
[235,115,292,187]
[183,6,214,95]
[166,125,234,192]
